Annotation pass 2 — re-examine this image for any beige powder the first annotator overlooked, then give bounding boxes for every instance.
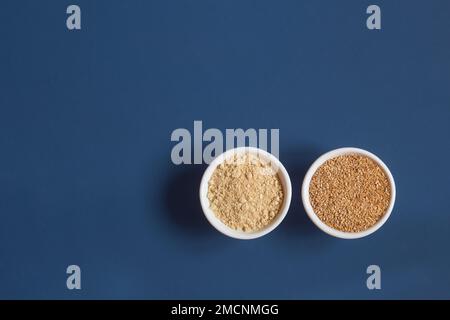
[309,154,391,233]
[207,153,284,232]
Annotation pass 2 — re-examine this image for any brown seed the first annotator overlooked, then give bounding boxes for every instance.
[309,154,391,233]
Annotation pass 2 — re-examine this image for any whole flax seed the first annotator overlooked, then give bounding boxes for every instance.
[207,153,284,232]
[309,154,391,233]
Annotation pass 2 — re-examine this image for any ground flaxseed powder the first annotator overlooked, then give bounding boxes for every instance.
[309,154,391,233]
[207,153,284,232]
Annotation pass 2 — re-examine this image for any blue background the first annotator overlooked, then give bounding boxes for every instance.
[1,0,450,299]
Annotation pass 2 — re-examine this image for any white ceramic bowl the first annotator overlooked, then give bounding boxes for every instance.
[301,147,396,239]
[199,147,292,239]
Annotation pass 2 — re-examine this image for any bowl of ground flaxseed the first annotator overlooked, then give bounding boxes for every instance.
[301,147,396,239]
[199,147,292,239]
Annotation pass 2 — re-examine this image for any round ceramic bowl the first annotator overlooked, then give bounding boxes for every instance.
[301,147,396,239]
[199,147,292,240]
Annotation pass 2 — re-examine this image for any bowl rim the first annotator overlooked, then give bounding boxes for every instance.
[301,147,396,239]
[199,146,292,239]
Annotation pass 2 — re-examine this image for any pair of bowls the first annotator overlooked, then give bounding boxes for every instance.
[199,147,396,240]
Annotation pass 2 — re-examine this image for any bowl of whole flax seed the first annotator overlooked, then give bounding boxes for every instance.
[200,147,292,239]
[301,147,396,239]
